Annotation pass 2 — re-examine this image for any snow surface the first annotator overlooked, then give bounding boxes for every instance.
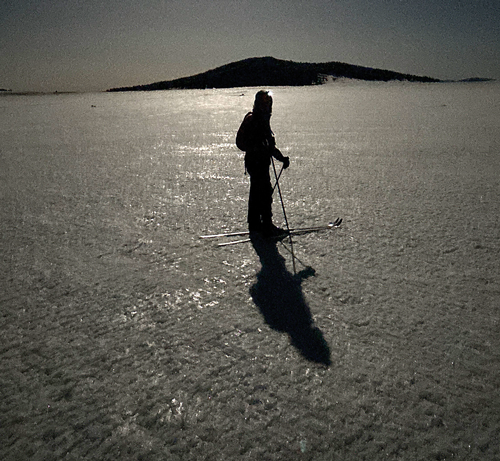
[1,82,500,459]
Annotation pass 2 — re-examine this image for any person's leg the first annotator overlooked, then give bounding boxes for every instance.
[248,166,272,232]
[259,168,273,229]
[258,168,286,236]
[248,176,262,232]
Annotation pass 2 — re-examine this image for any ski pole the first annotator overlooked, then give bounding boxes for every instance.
[271,157,296,274]
[272,164,284,193]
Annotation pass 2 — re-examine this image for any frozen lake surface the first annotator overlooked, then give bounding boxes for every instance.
[1,82,500,459]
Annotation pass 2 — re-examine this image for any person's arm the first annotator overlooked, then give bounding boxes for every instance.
[271,147,290,169]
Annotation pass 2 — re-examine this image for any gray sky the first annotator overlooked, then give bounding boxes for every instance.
[1,0,499,92]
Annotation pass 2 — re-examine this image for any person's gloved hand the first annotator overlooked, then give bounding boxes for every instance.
[282,156,290,169]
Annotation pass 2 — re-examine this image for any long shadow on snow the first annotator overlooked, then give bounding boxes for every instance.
[249,234,331,366]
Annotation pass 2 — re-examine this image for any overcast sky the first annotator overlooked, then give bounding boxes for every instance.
[1,0,499,92]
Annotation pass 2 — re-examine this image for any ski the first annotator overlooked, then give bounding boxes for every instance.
[216,218,342,247]
[286,218,342,236]
[201,218,342,240]
[200,229,254,239]
[217,238,253,247]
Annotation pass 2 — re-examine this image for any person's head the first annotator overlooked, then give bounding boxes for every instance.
[253,90,273,115]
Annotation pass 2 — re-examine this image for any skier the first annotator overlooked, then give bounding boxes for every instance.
[236,90,290,236]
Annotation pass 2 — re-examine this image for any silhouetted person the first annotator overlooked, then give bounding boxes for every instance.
[236,90,290,236]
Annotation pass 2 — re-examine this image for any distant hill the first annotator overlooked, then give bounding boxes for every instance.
[107,56,441,92]
[457,77,495,83]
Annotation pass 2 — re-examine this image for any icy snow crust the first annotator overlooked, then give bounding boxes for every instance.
[1,82,500,459]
